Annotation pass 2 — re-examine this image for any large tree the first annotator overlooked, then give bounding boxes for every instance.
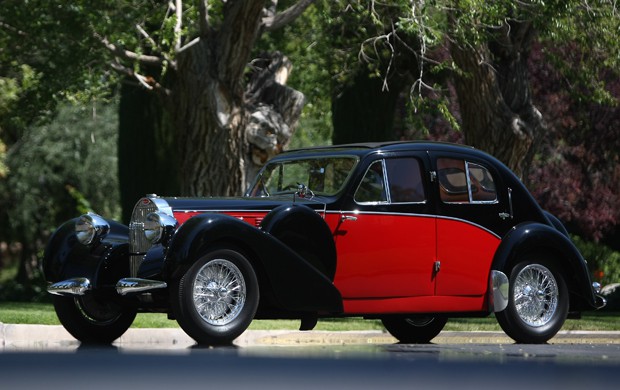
[1,0,315,197]
[328,1,619,179]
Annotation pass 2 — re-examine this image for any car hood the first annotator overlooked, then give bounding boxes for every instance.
[162,195,328,213]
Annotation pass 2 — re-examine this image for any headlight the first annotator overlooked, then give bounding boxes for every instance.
[75,213,109,245]
[144,212,178,244]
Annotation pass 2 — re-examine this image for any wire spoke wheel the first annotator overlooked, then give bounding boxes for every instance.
[513,264,559,327]
[173,248,259,345]
[193,259,246,326]
[52,295,136,344]
[496,258,568,344]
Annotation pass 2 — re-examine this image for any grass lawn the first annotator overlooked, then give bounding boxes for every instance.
[1,301,618,331]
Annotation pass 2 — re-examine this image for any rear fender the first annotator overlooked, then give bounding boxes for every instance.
[492,222,602,310]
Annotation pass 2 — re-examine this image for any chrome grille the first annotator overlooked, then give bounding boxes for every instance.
[128,197,173,277]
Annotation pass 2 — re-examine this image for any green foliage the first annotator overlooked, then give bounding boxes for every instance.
[2,103,121,243]
[256,1,334,147]
[572,235,620,286]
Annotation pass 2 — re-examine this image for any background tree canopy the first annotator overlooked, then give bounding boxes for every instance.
[1,0,619,296]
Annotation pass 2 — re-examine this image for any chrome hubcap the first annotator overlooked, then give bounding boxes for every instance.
[193,259,246,326]
[513,264,559,327]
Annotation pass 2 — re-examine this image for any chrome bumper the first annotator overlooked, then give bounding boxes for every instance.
[490,270,509,312]
[48,277,91,296]
[47,277,167,296]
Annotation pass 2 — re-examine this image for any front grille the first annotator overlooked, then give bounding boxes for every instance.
[129,197,161,277]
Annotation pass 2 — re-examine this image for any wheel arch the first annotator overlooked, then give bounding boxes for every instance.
[492,222,599,311]
[164,212,343,314]
[43,217,130,287]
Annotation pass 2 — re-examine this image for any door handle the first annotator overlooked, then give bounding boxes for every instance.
[340,215,358,222]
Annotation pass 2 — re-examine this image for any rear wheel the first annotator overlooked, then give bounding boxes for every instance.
[172,248,259,345]
[53,295,136,344]
[496,258,568,344]
[382,316,447,343]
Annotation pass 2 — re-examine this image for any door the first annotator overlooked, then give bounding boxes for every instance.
[430,153,508,297]
[333,154,437,299]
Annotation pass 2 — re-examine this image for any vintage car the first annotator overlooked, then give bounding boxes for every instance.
[43,141,605,345]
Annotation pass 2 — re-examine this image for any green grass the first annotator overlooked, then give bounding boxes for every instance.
[1,302,618,331]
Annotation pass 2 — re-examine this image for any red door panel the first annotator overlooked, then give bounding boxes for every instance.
[331,213,436,299]
[435,217,500,296]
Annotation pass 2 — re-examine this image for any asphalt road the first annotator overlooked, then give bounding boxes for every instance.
[2,325,619,389]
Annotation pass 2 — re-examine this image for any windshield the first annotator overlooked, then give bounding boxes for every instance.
[246,156,358,197]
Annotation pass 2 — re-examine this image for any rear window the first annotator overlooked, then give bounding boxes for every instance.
[438,158,497,204]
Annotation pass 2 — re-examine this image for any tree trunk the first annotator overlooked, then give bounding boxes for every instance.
[117,1,308,197]
[245,52,305,186]
[449,20,545,178]
[171,2,266,197]
[173,41,247,196]
[118,80,178,223]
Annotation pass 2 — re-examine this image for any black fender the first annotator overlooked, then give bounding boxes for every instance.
[543,210,570,238]
[163,210,343,314]
[492,222,604,310]
[260,204,337,280]
[42,217,130,288]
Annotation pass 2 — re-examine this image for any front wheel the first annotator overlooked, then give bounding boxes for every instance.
[53,295,136,344]
[172,248,259,345]
[496,259,568,344]
[382,316,447,343]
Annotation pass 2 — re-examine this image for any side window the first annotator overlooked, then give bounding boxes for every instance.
[438,158,469,203]
[438,158,497,204]
[354,160,387,203]
[468,162,497,202]
[385,158,426,203]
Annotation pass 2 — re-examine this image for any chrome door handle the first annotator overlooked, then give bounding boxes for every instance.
[340,215,358,222]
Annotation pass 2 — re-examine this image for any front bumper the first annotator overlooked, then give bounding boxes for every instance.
[48,277,167,296]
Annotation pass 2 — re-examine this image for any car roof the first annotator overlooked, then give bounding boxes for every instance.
[274,141,477,160]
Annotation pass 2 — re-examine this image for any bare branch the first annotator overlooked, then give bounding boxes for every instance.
[135,23,176,69]
[109,60,171,96]
[175,0,183,51]
[262,0,315,32]
[97,33,164,66]
[178,37,201,53]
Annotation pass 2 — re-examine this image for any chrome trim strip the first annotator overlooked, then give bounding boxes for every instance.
[116,278,168,295]
[48,277,91,296]
[331,210,502,240]
[170,208,501,239]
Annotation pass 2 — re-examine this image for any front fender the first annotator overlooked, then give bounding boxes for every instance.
[163,213,343,313]
[492,222,603,310]
[43,218,130,288]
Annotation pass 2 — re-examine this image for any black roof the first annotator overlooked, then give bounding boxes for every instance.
[274,141,477,160]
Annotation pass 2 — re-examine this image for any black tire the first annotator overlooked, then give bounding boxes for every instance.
[382,316,447,344]
[172,248,259,345]
[496,258,569,344]
[52,295,136,344]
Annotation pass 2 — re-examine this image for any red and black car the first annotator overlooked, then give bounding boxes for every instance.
[43,141,605,345]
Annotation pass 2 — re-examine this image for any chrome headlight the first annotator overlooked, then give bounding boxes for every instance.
[144,211,178,244]
[75,213,109,245]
